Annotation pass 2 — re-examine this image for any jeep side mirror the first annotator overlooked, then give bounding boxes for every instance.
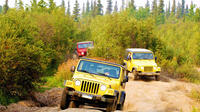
[71,66,76,72]
[123,76,129,83]
[155,57,157,61]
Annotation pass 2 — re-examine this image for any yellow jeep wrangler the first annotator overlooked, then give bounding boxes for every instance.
[123,48,161,81]
[60,58,128,112]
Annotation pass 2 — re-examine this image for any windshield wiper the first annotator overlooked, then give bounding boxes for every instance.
[97,72,112,80]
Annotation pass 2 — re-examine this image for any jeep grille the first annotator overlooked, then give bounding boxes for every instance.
[144,66,153,72]
[81,81,100,94]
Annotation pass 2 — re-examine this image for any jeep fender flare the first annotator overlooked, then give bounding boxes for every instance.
[119,91,126,104]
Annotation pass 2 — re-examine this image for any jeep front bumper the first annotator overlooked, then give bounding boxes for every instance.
[68,91,115,103]
[137,72,160,76]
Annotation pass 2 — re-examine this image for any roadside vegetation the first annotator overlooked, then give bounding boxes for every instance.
[0,0,200,106]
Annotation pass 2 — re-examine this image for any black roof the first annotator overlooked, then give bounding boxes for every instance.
[80,58,124,68]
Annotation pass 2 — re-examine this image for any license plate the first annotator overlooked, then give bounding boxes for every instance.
[82,94,93,100]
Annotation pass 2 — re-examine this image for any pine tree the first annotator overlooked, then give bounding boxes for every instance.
[195,8,200,22]
[188,1,195,19]
[49,0,56,12]
[152,0,157,16]
[121,0,125,11]
[19,0,23,10]
[38,0,47,9]
[86,0,90,14]
[31,0,38,10]
[82,3,85,15]
[181,0,185,16]
[185,4,189,15]
[128,0,136,10]
[67,1,70,15]
[0,5,2,13]
[114,1,118,12]
[91,0,94,11]
[158,0,164,14]
[106,0,112,14]
[166,1,171,17]
[3,0,9,14]
[176,2,182,18]
[61,0,65,9]
[158,0,165,24]
[15,0,18,8]
[73,0,80,21]
[96,0,103,15]
[145,0,150,9]
[172,0,176,15]
[92,0,97,16]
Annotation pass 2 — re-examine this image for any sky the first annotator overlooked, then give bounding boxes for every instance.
[0,0,200,12]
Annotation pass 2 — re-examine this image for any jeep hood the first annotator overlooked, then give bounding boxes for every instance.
[133,60,157,66]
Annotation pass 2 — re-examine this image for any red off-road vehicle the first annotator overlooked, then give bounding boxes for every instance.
[73,41,94,59]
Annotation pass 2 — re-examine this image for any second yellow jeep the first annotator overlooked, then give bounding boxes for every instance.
[123,48,161,81]
[60,58,128,112]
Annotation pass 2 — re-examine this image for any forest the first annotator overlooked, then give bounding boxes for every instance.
[0,0,200,106]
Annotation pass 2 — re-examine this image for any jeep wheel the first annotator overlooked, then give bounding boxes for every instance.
[117,96,125,110]
[71,101,80,108]
[60,89,71,110]
[155,75,160,81]
[106,96,117,112]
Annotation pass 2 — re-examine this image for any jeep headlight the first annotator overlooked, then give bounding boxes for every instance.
[154,67,157,70]
[75,80,81,86]
[140,66,144,69]
[100,85,106,91]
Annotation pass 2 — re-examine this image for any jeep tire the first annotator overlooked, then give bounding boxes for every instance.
[106,96,117,112]
[117,96,125,110]
[60,89,71,110]
[155,75,160,81]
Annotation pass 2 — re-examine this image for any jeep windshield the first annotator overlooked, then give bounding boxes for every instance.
[77,60,120,79]
[78,43,93,49]
[133,53,153,59]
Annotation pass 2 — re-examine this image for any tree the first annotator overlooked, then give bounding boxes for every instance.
[166,1,171,17]
[48,0,56,12]
[172,0,176,15]
[158,0,165,24]
[31,0,38,11]
[3,0,9,14]
[181,0,185,16]
[73,0,80,21]
[96,0,103,15]
[0,5,2,13]
[128,0,136,10]
[15,0,18,8]
[61,0,65,9]
[195,8,200,22]
[19,0,23,10]
[67,1,70,15]
[82,3,85,15]
[152,0,157,16]
[38,0,47,9]
[106,0,112,14]
[121,0,125,11]
[185,4,189,15]
[188,1,195,19]
[114,1,118,12]
[158,0,164,14]
[86,0,90,14]
[176,2,182,18]
[91,0,94,11]
[145,0,150,9]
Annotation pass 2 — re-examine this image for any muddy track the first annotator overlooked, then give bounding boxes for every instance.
[3,74,200,112]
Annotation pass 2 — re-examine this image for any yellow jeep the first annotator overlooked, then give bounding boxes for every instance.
[123,48,161,81]
[60,58,128,112]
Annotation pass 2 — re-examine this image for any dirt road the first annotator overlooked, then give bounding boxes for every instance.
[3,75,200,112]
